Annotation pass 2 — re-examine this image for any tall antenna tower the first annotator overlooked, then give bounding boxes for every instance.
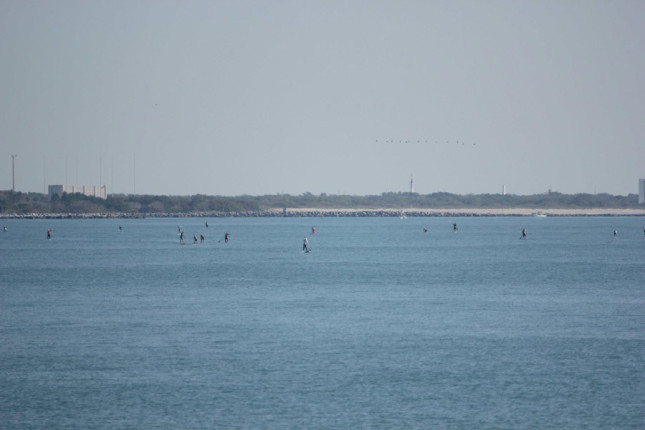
[11,154,17,191]
[410,174,414,193]
[133,153,136,195]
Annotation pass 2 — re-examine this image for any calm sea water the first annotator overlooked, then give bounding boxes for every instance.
[1,216,644,429]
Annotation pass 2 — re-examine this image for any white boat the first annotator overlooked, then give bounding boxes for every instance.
[532,212,547,217]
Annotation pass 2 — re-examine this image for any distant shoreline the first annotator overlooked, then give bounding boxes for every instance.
[2,208,645,219]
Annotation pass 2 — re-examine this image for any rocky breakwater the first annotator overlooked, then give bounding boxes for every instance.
[3,208,645,219]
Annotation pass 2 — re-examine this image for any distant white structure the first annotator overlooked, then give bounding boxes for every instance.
[48,184,107,200]
[410,174,414,193]
[502,184,506,195]
[639,179,645,204]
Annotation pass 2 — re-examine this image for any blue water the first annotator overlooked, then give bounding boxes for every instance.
[1,216,644,429]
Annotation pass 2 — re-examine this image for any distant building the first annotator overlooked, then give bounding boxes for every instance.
[48,184,107,200]
[639,179,645,204]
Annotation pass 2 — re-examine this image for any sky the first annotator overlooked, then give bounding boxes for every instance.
[1,0,644,196]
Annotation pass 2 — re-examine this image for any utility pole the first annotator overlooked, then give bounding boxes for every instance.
[11,154,17,191]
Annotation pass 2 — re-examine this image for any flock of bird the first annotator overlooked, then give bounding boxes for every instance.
[376,139,477,146]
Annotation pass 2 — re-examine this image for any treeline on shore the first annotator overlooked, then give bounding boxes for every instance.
[0,190,641,216]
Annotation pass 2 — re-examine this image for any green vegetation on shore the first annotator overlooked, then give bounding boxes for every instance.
[0,190,641,216]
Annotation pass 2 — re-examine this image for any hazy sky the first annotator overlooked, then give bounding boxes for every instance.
[1,0,644,196]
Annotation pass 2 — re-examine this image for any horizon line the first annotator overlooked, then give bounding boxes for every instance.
[1,189,640,198]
